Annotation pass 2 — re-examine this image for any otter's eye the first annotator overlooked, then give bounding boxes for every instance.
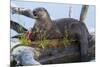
[33,11,37,16]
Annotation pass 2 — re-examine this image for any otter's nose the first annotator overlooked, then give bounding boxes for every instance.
[33,10,37,16]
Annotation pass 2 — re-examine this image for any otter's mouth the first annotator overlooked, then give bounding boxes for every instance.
[33,11,39,19]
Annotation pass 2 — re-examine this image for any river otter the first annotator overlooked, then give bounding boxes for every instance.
[31,7,90,61]
[11,7,90,61]
[32,8,62,40]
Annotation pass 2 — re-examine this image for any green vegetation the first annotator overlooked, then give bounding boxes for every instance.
[19,34,32,45]
[59,31,74,47]
[37,38,50,48]
[19,32,73,48]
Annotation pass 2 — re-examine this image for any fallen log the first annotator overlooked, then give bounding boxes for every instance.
[35,44,95,64]
[11,42,95,64]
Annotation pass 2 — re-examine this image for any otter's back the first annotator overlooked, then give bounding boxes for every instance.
[53,18,80,33]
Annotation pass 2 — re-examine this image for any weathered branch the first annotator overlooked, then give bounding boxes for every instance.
[11,43,95,64]
[38,44,95,64]
[11,7,34,19]
[80,5,89,22]
[10,20,27,33]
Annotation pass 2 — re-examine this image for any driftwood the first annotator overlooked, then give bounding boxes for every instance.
[11,20,27,33]
[11,7,34,19]
[11,43,95,64]
[80,5,89,22]
[36,44,95,64]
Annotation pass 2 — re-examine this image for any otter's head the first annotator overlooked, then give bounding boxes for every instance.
[32,7,50,20]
